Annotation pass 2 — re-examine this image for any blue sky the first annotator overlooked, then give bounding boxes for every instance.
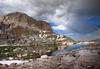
[0,0,100,41]
[49,16,100,41]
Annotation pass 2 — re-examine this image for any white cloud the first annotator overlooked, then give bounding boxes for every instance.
[24,9,37,17]
[55,9,64,16]
[52,25,66,30]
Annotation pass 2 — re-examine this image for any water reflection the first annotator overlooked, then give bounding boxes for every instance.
[52,44,84,56]
[64,44,84,51]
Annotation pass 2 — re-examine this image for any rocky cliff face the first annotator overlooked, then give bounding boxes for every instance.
[0,12,52,45]
[0,12,52,32]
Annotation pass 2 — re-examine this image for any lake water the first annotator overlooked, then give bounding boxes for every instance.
[52,44,85,56]
[64,44,84,51]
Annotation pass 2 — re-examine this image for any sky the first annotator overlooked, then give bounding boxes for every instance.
[0,0,100,41]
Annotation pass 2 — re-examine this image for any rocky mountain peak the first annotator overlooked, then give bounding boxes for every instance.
[0,12,53,45]
[0,12,36,26]
[0,12,52,32]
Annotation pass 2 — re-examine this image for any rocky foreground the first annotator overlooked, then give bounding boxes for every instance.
[0,43,100,69]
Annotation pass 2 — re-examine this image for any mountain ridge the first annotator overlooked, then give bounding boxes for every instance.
[0,12,53,45]
[0,12,52,32]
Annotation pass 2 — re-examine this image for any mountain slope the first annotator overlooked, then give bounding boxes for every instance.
[0,12,52,32]
[0,12,52,45]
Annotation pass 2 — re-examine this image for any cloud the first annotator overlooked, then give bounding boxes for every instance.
[71,0,100,16]
[52,25,66,30]
[0,0,70,18]
[0,0,100,21]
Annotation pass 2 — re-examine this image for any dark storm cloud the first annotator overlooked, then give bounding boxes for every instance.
[66,0,100,34]
[71,0,100,16]
[29,0,71,19]
[0,0,70,19]
[0,0,100,19]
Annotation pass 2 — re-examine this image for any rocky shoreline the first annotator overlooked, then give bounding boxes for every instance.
[0,43,100,69]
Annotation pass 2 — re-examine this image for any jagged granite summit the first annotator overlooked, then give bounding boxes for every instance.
[0,12,53,45]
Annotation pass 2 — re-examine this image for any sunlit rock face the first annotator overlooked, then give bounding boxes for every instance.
[0,12,53,45]
[2,12,52,32]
